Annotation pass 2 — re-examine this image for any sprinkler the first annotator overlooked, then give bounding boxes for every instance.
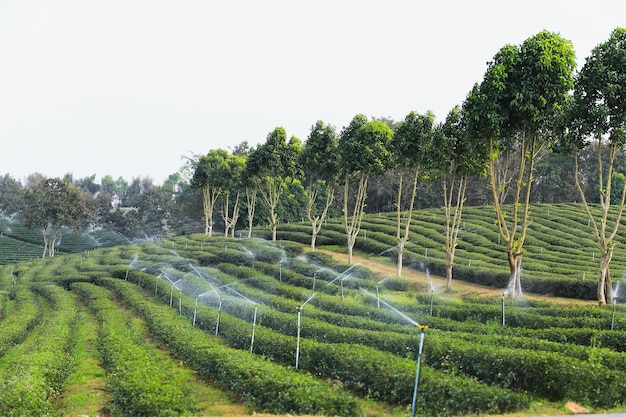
[215,297,223,337]
[295,306,302,369]
[154,275,160,299]
[178,289,182,315]
[410,324,428,417]
[295,293,317,369]
[193,296,199,326]
[376,278,390,309]
[612,296,619,330]
[250,303,258,354]
[169,284,174,307]
[341,278,345,302]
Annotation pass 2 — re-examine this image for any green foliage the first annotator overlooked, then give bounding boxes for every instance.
[98,277,361,417]
[71,282,195,417]
[0,284,77,417]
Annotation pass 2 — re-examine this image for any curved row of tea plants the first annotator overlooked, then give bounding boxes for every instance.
[92,277,361,417]
[0,287,42,358]
[269,203,626,300]
[117,246,626,409]
[116,268,530,415]
[71,282,196,417]
[0,284,77,416]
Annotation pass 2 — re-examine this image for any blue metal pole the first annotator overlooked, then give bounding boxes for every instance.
[411,324,427,417]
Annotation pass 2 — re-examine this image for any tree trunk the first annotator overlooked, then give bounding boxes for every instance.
[395,168,419,277]
[246,187,257,239]
[598,244,614,306]
[396,243,404,277]
[506,251,523,298]
[443,260,453,290]
[42,230,48,258]
[443,174,467,291]
[307,183,334,252]
[343,174,368,265]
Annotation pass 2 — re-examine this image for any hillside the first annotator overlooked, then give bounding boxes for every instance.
[1,203,626,415]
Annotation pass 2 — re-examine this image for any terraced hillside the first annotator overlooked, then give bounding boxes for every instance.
[273,203,626,300]
[1,204,626,415]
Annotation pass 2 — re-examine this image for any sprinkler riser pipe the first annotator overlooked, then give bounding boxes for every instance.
[295,308,302,369]
[411,327,426,417]
[215,298,223,337]
[249,305,258,354]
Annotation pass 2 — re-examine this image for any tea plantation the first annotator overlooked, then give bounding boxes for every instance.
[1,203,626,416]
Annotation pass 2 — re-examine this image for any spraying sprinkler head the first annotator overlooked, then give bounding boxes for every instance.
[416,324,429,330]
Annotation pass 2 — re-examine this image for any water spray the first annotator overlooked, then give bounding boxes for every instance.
[295,293,317,369]
[612,295,619,331]
[341,277,345,302]
[410,323,428,417]
[429,286,434,316]
[501,291,506,326]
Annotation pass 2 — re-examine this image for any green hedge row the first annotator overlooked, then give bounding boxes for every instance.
[158,264,626,408]
[113,272,531,416]
[71,282,195,417]
[0,284,77,417]
[96,277,361,417]
[0,287,41,358]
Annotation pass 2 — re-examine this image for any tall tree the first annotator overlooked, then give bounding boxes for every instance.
[300,120,341,251]
[433,105,489,290]
[338,115,393,264]
[0,174,24,218]
[220,154,246,237]
[190,149,230,236]
[390,111,434,276]
[22,177,93,257]
[246,127,302,241]
[468,31,576,299]
[558,28,626,305]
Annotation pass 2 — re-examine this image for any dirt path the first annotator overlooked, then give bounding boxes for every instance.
[318,250,594,306]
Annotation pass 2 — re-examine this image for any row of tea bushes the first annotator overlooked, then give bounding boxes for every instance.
[120,252,626,409]
[97,277,361,417]
[72,282,195,417]
[0,287,41,358]
[110,272,531,416]
[0,284,77,416]
[267,203,626,299]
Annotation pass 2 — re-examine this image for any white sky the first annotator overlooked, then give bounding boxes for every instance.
[0,0,623,184]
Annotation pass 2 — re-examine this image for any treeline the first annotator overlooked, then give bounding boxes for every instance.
[0,143,622,239]
[0,29,624,259]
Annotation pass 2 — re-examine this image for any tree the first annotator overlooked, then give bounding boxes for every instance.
[220,154,246,237]
[300,120,341,251]
[246,127,302,241]
[190,149,231,236]
[338,115,393,264]
[0,174,24,218]
[389,111,434,276]
[559,28,626,305]
[433,105,489,290]
[130,186,176,238]
[469,31,576,299]
[22,177,93,257]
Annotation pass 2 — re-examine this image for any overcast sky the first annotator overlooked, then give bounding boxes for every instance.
[0,1,623,184]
